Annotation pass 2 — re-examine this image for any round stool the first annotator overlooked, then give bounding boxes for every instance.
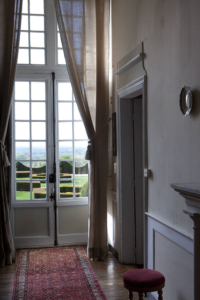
[123,269,165,300]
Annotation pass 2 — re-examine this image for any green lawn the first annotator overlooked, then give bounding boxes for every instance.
[16,180,88,200]
[59,180,87,187]
[16,192,31,200]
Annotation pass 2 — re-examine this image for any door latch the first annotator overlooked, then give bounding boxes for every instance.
[49,192,54,201]
[49,173,56,183]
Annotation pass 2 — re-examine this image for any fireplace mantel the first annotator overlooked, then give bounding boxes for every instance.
[171,182,200,300]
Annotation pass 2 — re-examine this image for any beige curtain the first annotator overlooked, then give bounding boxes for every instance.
[54,0,110,260]
[0,0,22,267]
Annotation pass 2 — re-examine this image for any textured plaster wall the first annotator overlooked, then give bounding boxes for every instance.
[111,0,200,239]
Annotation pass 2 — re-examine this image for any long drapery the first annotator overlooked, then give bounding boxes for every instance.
[0,0,22,267]
[54,0,110,259]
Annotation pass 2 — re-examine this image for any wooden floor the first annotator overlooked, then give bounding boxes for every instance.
[0,248,147,300]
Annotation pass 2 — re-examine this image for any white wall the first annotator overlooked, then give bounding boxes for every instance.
[110,0,200,297]
[111,0,200,246]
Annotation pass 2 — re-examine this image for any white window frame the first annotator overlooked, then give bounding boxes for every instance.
[55,78,89,206]
[12,0,88,207]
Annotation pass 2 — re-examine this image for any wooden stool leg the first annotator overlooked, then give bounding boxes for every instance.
[128,291,133,299]
[138,292,143,300]
[158,289,163,300]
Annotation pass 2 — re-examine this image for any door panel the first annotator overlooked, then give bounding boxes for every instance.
[15,208,49,236]
[133,97,143,265]
[12,77,54,247]
[56,80,88,245]
[12,77,88,248]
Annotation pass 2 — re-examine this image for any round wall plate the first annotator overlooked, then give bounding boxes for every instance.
[179,86,193,116]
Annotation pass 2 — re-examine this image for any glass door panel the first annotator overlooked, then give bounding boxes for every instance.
[57,81,88,200]
[14,81,47,201]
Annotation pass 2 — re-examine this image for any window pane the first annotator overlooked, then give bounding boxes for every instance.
[30,32,45,48]
[16,181,31,200]
[73,17,83,32]
[74,141,87,159]
[75,160,88,175]
[15,102,29,120]
[31,82,45,100]
[30,16,44,31]
[30,0,44,15]
[74,49,81,65]
[59,142,73,159]
[32,142,46,160]
[58,49,65,64]
[59,161,73,178]
[32,122,46,140]
[73,33,82,49]
[31,49,45,64]
[73,2,83,16]
[16,142,30,160]
[74,122,87,140]
[17,49,29,64]
[59,122,72,140]
[22,0,28,14]
[16,162,30,179]
[58,103,72,120]
[60,181,73,199]
[19,32,29,47]
[32,161,46,179]
[33,182,46,199]
[77,180,88,198]
[58,83,72,100]
[15,82,29,100]
[21,16,28,30]
[31,103,46,120]
[74,103,81,120]
[74,179,88,198]
[15,122,30,140]
[57,33,62,48]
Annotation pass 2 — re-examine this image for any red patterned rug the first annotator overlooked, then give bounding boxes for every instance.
[13,246,107,300]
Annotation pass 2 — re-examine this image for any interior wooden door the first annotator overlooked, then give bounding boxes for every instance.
[133,96,144,265]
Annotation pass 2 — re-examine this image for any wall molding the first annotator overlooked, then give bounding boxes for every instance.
[15,244,55,249]
[146,213,193,298]
[146,212,193,243]
[147,292,156,300]
[14,236,54,248]
[117,75,144,99]
[15,233,88,248]
[58,233,88,245]
[115,53,144,75]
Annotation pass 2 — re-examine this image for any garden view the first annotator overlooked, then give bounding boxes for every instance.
[16,143,88,200]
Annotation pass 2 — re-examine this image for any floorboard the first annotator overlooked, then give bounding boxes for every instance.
[88,249,147,300]
[0,248,147,300]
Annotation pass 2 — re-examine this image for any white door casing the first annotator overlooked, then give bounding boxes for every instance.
[116,75,147,265]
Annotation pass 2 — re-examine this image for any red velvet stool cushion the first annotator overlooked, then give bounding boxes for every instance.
[123,269,165,291]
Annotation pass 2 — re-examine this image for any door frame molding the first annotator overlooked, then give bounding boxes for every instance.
[116,74,148,265]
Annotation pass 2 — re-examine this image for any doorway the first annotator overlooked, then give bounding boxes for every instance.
[133,96,143,265]
[117,75,147,265]
[11,76,89,248]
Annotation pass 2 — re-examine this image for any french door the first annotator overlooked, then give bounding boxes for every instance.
[11,74,89,248]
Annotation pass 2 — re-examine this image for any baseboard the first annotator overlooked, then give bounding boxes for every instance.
[108,243,118,260]
[147,292,156,300]
[15,244,54,249]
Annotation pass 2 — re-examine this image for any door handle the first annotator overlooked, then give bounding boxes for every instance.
[49,192,54,201]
